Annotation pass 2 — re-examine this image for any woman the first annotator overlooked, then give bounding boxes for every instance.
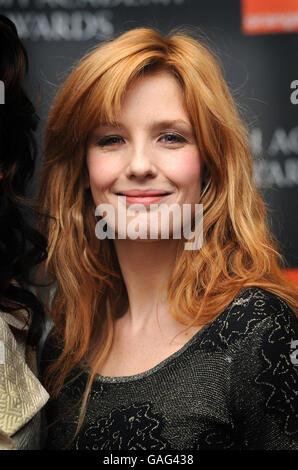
[40,27,298,450]
[0,15,49,450]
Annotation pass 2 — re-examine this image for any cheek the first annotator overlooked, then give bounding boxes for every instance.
[87,154,118,189]
[168,151,201,186]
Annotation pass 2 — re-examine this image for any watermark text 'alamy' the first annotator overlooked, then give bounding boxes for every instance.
[94,198,203,250]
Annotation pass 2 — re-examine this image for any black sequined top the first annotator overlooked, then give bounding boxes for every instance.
[42,287,298,450]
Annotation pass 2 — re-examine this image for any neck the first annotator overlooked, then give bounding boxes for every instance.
[113,238,180,332]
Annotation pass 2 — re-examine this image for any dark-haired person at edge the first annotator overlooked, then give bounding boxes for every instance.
[0,15,49,450]
[40,28,298,450]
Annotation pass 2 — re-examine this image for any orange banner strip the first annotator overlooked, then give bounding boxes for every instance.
[242,0,298,34]
[282,269,298,284]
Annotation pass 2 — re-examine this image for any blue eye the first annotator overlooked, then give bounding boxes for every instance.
[97,136,124,146]
[95,133,186,146]
[160,133,186,144]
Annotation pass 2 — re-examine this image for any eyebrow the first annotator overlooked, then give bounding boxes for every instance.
[97,119,192,131]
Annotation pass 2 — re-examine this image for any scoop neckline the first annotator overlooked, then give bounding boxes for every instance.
[93,321,211,384]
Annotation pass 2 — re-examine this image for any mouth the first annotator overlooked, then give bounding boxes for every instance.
[116,191,172,205]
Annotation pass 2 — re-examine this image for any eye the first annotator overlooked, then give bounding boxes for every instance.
[96,135,125,146]
[159,133,187,144]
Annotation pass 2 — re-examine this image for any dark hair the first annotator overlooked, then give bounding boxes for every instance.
[0,15,47,347]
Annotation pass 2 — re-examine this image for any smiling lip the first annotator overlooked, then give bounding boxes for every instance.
[116,189,171,205]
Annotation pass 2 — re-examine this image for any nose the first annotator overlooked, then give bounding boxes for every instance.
[125,144,157,179]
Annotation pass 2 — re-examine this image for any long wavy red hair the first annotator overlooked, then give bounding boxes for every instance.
[38,27,298,438]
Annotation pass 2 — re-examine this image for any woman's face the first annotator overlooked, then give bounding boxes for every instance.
[86,71,202,241]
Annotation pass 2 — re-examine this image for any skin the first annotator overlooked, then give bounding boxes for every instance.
[86,71,202,375]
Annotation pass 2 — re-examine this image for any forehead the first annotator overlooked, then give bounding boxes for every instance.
[123,70,186,110]
[104,71,190,129]
[86,69,192,138]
